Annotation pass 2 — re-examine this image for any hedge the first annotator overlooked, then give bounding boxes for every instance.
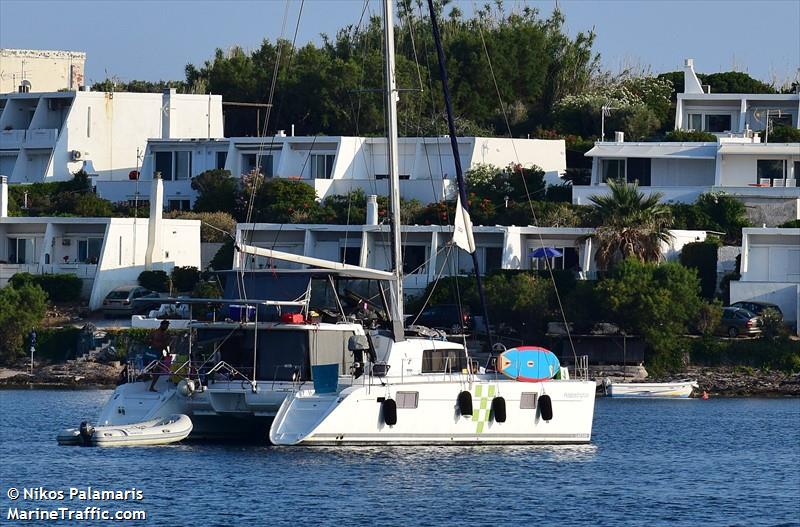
[171,266,201,292]
[9,272,83,302]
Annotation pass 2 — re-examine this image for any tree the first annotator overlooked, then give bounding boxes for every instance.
[0,282,48,364]
[237,176,318,223]
[587,180,673,269]
[597,259,704,372]
[191,169,238,213]
[694,193,750,244]
[767,125,800,143]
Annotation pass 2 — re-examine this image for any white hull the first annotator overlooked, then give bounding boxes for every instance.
[270,377,596,445]
[57,414,192,447]
[607,381,698,399]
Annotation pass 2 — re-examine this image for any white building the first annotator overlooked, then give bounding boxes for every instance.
[234,209,705,298]
[730,227,800,334]
[575,59,800,225]
[1,49,86,93]
[0,88,223,193]
[0,175,201,310]
[130,135,567,209]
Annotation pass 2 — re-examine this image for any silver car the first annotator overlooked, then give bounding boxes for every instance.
[102,286,161,318]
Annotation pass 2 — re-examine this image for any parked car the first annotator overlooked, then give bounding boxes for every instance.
[413,304,473,333]
[102,286,161,318]
[716,307,762,338]
[730,301,783,321]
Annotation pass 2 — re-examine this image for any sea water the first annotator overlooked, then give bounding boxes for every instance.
[0,390,798,526]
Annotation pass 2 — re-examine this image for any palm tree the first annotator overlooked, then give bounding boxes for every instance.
[587,179,673,270]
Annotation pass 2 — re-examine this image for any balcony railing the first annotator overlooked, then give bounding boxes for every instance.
[0,129,25,149]
[24,128,59,149]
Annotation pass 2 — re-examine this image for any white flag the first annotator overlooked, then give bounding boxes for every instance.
[453,194,476,254]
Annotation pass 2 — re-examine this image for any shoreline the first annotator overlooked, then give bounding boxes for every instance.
[1,364,798,397]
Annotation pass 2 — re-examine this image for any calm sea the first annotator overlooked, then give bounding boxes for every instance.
[0,390,798,526]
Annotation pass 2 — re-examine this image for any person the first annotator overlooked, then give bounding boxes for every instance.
[148,320,172,392]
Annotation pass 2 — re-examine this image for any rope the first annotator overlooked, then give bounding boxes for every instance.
[473,5,579,366]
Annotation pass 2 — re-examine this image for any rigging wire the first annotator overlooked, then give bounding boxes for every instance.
[472,2,579,366]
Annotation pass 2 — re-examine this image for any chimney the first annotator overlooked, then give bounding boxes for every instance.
[161,88,177,139]
[276,130,286,137]
[0,176,8,218]
[145,172,164,269]
[683,58,704,94]
[366,195,379,225]
[614,131,625,143]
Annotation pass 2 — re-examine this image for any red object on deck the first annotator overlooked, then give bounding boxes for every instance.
[129,170,140,180]
[280,313,305,324]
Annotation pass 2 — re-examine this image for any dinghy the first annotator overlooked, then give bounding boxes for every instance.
[57,414,192,447]
[605,380,698,399]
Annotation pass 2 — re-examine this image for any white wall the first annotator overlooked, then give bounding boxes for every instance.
[0,49,85,93]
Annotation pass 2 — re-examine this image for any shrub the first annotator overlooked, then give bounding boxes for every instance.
[33,327,82,362]
[691,335,800,371]
[760,308,789,341]
[778,219,800,228]
[171,266,201,292]
[191,169,238,213]
[0,282,47,364]
[9,272,83,302]
[764,125,800,143]
[545,183,572,203]
[192,280,223,299]
[165,210,235,243]
[138,270,171,292]
[692,300,724,336]
[663,130,717,142]
[679,239,720,299]
[695,192,750,244]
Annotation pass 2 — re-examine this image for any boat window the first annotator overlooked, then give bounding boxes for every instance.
[256,330,309,381]
[520,392,538,409]
[421,348,468,373]
[396,391,419,409]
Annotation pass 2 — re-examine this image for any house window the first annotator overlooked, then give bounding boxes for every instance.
[626,158,651,186]
[175,151,191,180]
[688,113,703,131]
[530,246,578,271]
[485,247,502,274]
[168,199,191,212]
[242,153,273,177]
[421,348,468,373]
[215,151,228,170]
[601,159,625,182]
[310,154,335,179]
[7,237,35,264]
[340,246,360,265]
[705,114,732,133]
[402,245,426,275]
[77,238,102,264]
[757,160,786,182]
[155,151,173,180]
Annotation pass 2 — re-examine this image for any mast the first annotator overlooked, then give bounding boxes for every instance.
[426,0,493,349]
[383,0,405,341]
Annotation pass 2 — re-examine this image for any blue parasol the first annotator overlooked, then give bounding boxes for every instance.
[529,247,563,258]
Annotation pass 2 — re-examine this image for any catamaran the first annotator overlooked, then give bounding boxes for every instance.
[59,0,596,445]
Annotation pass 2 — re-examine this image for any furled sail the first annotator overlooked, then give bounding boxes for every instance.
[453,194,475,254]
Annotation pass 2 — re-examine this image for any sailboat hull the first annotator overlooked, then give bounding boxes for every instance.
[270,378,596,445]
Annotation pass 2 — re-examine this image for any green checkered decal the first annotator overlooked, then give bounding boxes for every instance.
[472,384,495,433]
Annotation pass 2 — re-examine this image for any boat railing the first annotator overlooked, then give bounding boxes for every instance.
[574,355,589,381]
[205,361,255,390]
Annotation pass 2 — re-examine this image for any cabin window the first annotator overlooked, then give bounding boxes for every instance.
[309,330,355,375]
[311,154,335,179]
[396,391,419,409]
[256,329,309,381]
[215,151,228,169]
[601,159,625,182]
[242,153,273,177]
[705,114,731,133]
[77,238,103,264]
[520,392,538,409]
[421,348,468,373]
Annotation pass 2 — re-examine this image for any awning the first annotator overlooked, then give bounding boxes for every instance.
[585,143,717,160]
[718,144,800,155]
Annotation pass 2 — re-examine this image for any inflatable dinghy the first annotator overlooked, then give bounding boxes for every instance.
[57,414,192,447]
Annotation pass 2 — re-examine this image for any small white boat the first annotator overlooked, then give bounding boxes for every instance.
[57,414,192,447]
[605,380,699,399]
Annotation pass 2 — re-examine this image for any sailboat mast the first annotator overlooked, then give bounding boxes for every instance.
[383,0,405,341]
[426,0,493,348]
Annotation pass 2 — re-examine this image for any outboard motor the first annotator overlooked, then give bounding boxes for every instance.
[78,421,95,446]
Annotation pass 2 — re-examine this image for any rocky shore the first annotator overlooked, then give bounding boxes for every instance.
[1,362,798,396]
